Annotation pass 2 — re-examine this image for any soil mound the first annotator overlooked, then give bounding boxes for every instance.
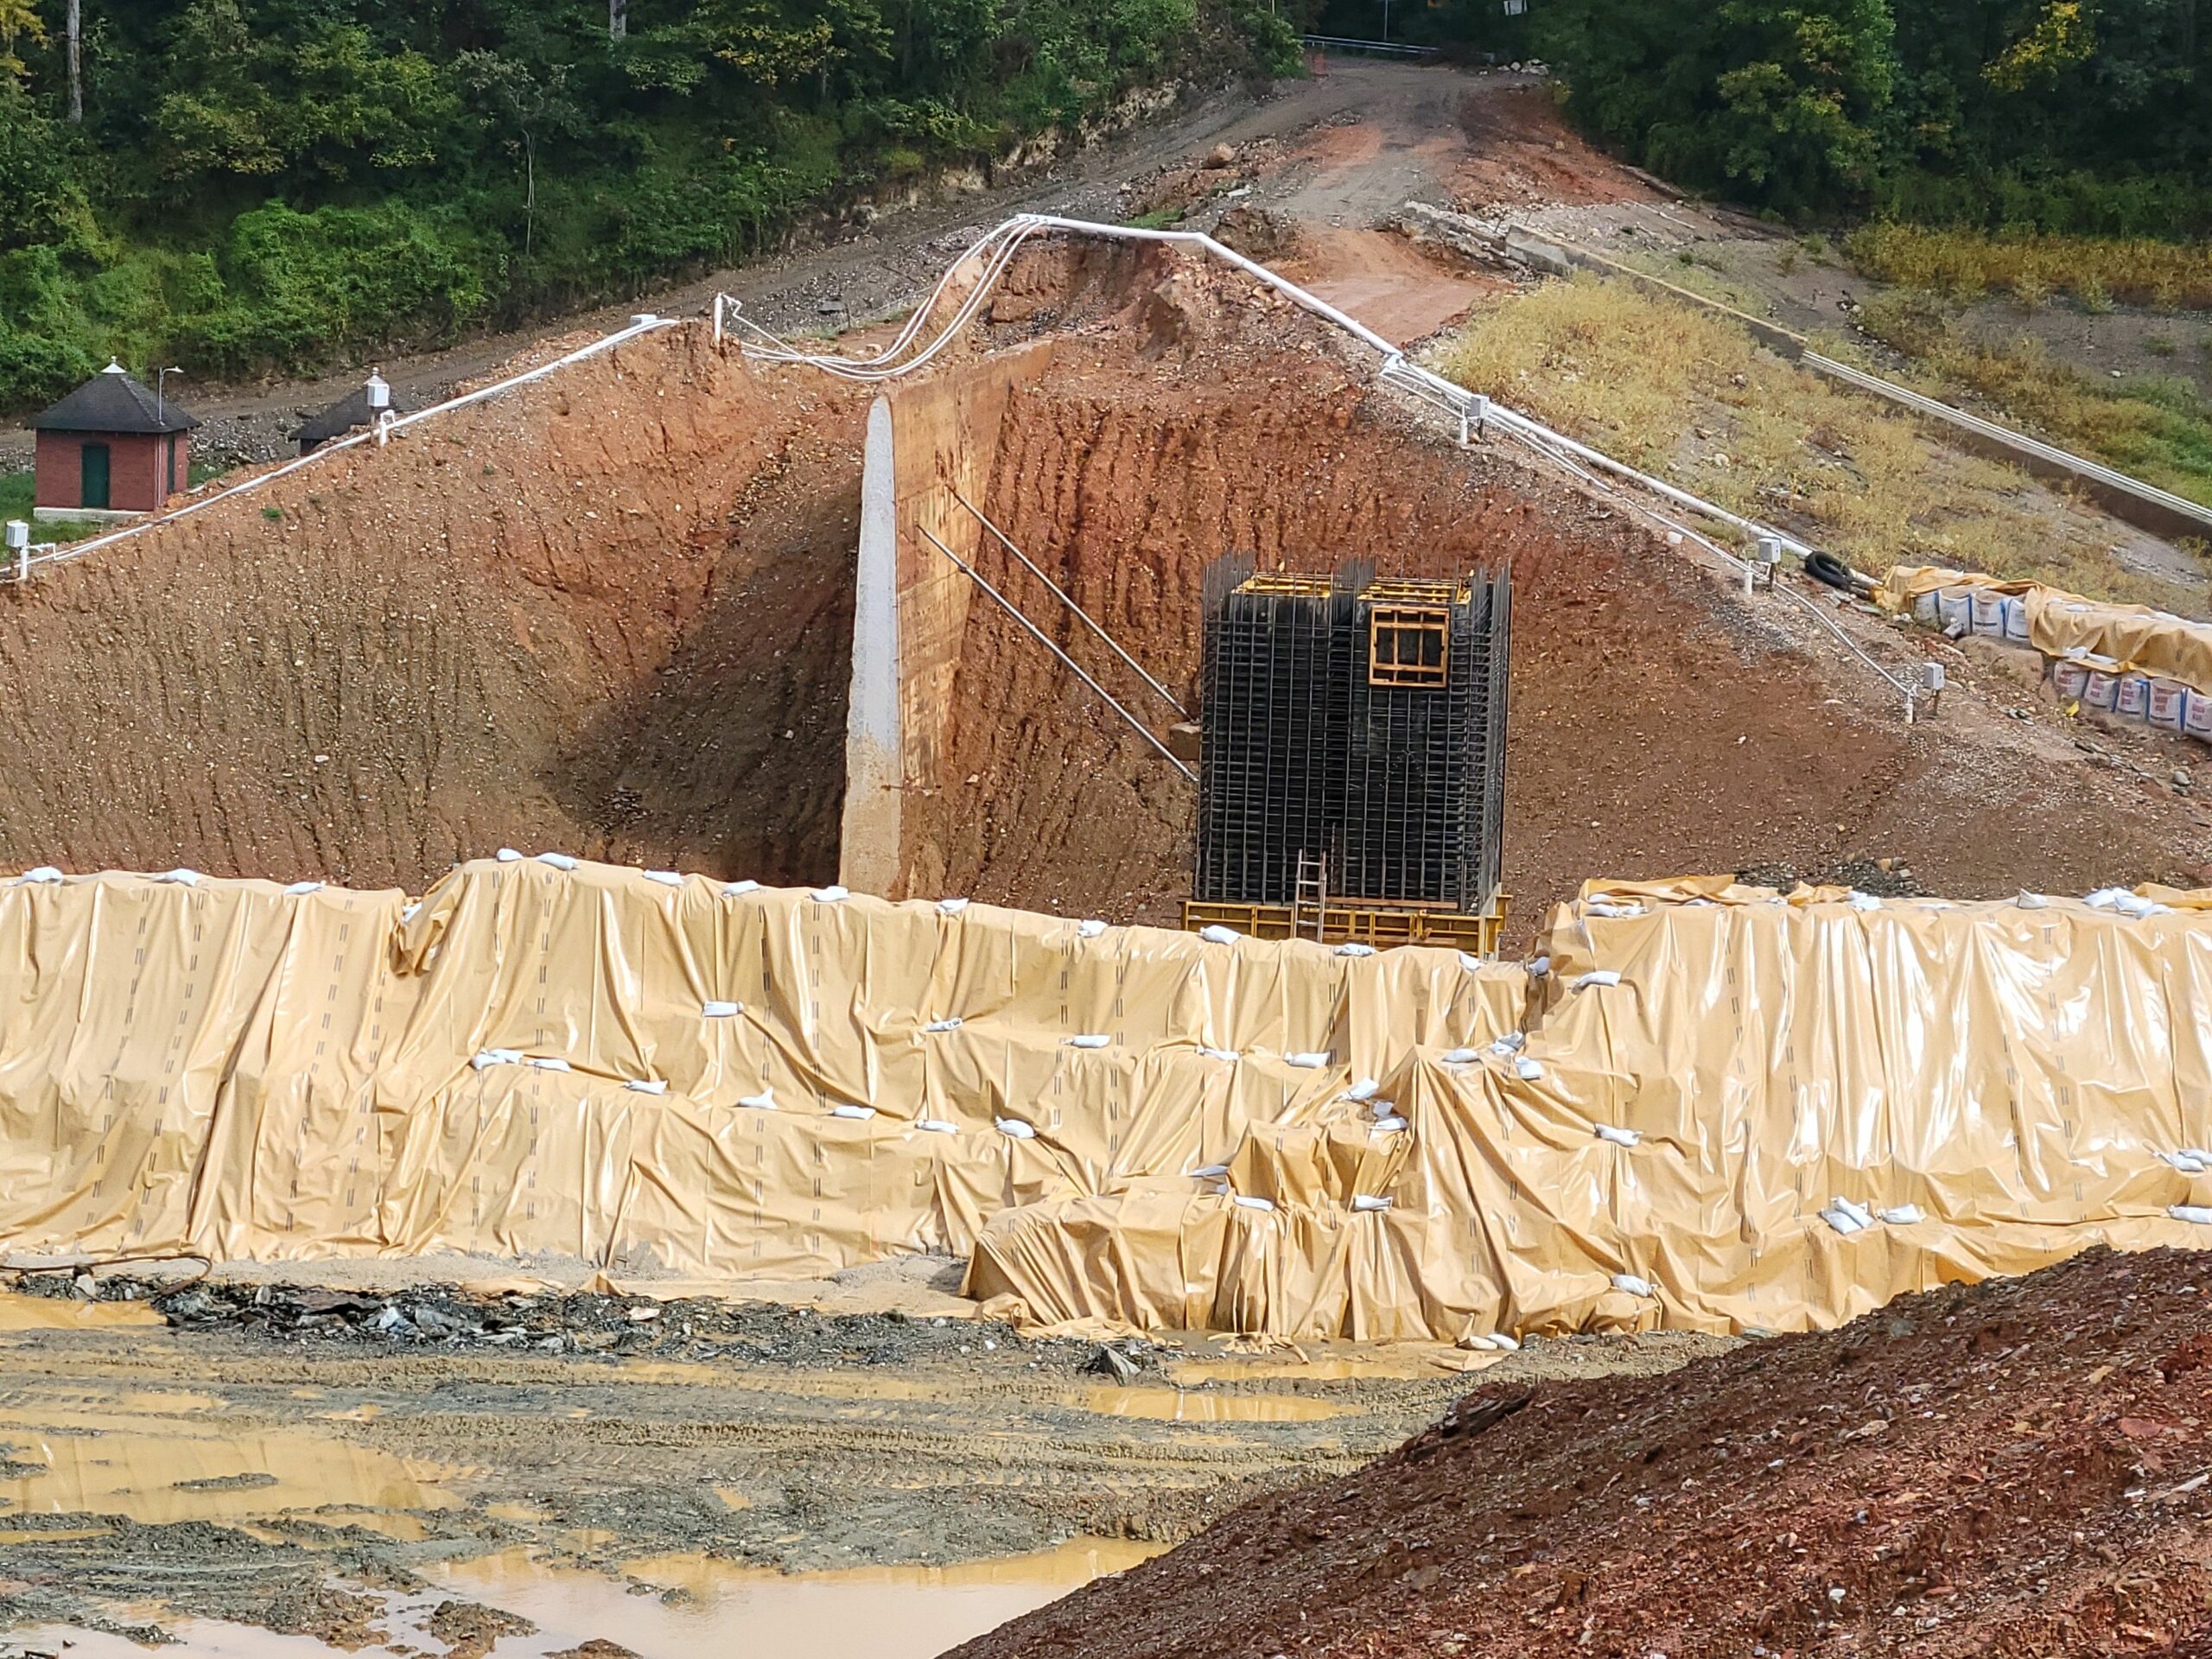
[955,1245,2212,1659]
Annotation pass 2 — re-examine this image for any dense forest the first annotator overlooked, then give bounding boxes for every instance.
[0,0,1294,406]
[1523,0,2211,232]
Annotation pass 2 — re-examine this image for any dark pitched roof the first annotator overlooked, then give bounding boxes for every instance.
[30,363,200,434]
[292,384,411,447]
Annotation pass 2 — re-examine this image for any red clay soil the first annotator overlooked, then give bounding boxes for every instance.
[909,248,2205,941]
[956,1246,2212,1659]
[0,331,868,890]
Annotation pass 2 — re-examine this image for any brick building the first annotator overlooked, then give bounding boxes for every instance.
[30,362,199,520]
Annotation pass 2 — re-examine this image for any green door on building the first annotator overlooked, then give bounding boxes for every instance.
[80,443,111,510]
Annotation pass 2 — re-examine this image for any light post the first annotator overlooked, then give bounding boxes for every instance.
[155,366,182,425]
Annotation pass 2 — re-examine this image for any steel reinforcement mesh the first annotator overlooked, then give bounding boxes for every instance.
[1195,565,1509,912]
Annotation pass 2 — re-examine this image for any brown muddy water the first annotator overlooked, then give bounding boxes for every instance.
[0,1285,1732,1654]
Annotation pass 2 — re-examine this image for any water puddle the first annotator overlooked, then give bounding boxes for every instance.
[441,1536,1164,1657]
[0,1291,164,1332]
[6,1537,1161,1657]
[0,1414,462,1525]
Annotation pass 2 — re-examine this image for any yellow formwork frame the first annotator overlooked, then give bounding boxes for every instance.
[1181,896,1509,957]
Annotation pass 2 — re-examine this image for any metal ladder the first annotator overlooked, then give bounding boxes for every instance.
[1291,852,1328,944]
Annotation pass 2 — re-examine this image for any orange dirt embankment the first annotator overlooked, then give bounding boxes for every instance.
[0,331,868,889]
[953,1246,2212,1659]
[905,249,2202,935]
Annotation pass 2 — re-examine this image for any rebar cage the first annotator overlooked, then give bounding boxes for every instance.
[1192,560,1510,928]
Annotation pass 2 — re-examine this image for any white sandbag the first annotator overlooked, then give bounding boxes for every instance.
[1585,899,1646,918]
[13,867,63,885]
[2149,678,2190,732]
[536,852,578,871]
[830,1104,875,1121]
[2016,891,2050,909]
[1351,1194,1393,1212]
[624,1078,669,1095]
[1878,1204,1924,1225]
[1572,970,1622,990]
[1077,918,1107,938]
[2117,675,2152,719]
[1335,942,1376,957]
[1440,1047,1478,1065]
[1198,925,1241,944]
[1196,1046,1240,1062]
[1231,1194,1276,1212]
[918,1118,959,1135]
[1285,1051,1331,1069]
[1187,1163,1230,1179]
[2171,1205,2212,1225]
[527,1056,571,1072]
[644,869,683,887]
[938,897,969,915]
[1344,1078,1381,1102]
[471,1048,522,1070]
[812,885,849,903]
[1065,1033,1111,1049]
[494,848,524,862]
[925,1017,964,1033]
[723,879,760,897]
[1594,1123,1641,1147]
[2163,1151,2209,1175]
[1832,1197,1875,1230]
[1847,891,1882,912]
[155,868,202,885]
[1366,1099,1396,1119]
[1819,1203,1866,1235]
[2188,690,2212,743]
[702,1000,742,1018]
[2050,658,2090,701]
[2001,594,2031,644]
[1457,951,1485,972]
[1969,589,2006,637]
[1912,590,1939,625]
[995,1116,1037,1140]
[1936,588,1973,632]
[400,902,422,924]
[1527,955,1552,978]
[739,1089,777,1111]
[1486,1332,1521,1351]
[283,880,325,896]
[1490,1032,1527,1054]
[1370,1116,1408,1134]
[1611,1274,1654,1298]
[2084,667,2120,710]
[1514,1057,1544,1081]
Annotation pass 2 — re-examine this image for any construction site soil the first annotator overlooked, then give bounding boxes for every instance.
[0,1268,1720,1648]
[957,1246,2212,1659]
[0,240,2203,936]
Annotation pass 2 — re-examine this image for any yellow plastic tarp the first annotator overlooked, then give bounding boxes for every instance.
[5,860,2211,1341]
[1877,563,2212,690]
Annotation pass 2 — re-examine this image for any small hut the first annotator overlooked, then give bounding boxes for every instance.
[29,361,198,519]
[294,371,406,455]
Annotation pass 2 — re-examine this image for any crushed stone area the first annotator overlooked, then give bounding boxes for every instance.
[956,1246,2212,1659]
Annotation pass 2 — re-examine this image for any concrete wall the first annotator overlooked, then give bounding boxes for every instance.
[837,340,1055,896]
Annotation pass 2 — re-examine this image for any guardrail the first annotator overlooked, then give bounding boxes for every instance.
[1300,34,1440,59]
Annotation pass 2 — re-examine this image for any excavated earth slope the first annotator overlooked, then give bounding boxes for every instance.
[0,245,2200,926]
[912,247,2209,935]
[0,331,868,890]
[955,1245,2212,1659]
